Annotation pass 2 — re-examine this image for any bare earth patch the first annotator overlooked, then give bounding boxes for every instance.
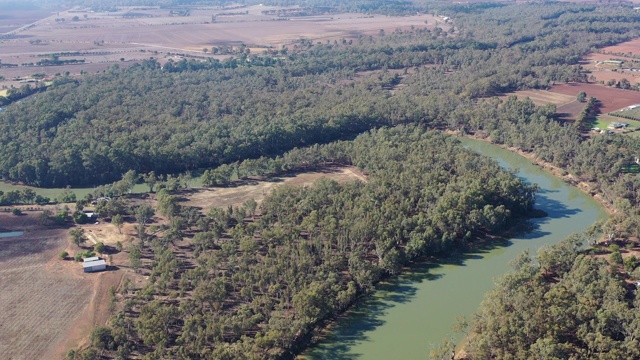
[550,83,640,113]
[182,166,366,213]
[0,213,126,360]
[500,89,576,107]
[581,52,640,85]
[599,38,640,57]
[0,214,89,360]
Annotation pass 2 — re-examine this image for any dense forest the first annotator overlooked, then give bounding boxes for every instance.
[75,127,538,359]
[2,3,639,187]
[466,235,640,359]
[4,1,640,359]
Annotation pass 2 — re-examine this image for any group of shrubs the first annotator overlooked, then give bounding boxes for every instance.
[59,241,122,262]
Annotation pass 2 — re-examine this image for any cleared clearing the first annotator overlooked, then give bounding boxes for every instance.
[600,38,640,56]
[0,215,91,360]
[581,52,640,85]
[0,213,128,360]
[550,83,640,113]
[501,89,575,106]
[182,166,366,213]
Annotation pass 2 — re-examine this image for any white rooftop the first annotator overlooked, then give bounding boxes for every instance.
[83,256,100,262]
[83,259,106,268]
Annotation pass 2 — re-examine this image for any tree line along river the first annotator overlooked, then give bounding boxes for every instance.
[301,137,607,359]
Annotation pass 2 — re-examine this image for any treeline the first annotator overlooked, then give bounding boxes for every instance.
[574,96,599,131]
[458,95,640,240]
[465,235,640,359]
[75,127,537,359]
[2,3,640,187]
[0,84,43,107]
[0,189,50,206]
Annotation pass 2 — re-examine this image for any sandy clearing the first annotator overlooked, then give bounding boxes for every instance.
[182,166,366,213]
[500,89,576,107]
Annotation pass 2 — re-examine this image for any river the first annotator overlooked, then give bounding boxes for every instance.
[301,137,608,359]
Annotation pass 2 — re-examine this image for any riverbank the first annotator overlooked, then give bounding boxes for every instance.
[302,138,606,359]
[448,130,616,216]
[449,130,618,359]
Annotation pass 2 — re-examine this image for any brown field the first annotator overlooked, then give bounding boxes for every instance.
[0,5,442,88]
[550,83,640,113]
[556,100,586,119]
[182,166,366,213]
[581,51,640,84]
[0,213,127,360]
[0,8,59,33]
[0,214,90,360]
[501,89,575,106]
[600,38,640,57]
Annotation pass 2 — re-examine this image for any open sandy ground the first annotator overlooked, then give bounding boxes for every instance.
[182,166,366,213]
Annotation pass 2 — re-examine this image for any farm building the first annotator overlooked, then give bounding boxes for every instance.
[83,258,106,272]
[608,122,629,129]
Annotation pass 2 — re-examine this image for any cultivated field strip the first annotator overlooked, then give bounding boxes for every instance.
[0,231,92,360]
[506,89,576,106]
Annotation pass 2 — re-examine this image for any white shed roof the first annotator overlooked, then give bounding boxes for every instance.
[83,259,106,268]
[83,256,100,262]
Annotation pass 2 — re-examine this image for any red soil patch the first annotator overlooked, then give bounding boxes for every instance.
[550,83,640,113]
[600,38,640,57]
[589,70,640,85]
[500,89,575,107]
[581,52,640,85]
[556,100,585,119]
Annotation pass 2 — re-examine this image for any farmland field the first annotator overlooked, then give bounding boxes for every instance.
[581,52,640,84]
[581,38,640,84]
[610,107,640,121]
[0,5,441,88]
[0,212,128,360]
[501,89,575,107]
[502,84,640,121]
[0,89,7,97]
[600,37,640,57]
[0,214,91,360]
[500,89,583,118]
[550,83,640,113]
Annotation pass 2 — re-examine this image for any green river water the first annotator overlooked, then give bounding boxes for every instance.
[302,138,608,360]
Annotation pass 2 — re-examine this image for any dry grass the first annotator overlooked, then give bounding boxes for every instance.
[0,214,91,360]
[501,89,576,107]
[0,213,129,360]
[182,166,366,213]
